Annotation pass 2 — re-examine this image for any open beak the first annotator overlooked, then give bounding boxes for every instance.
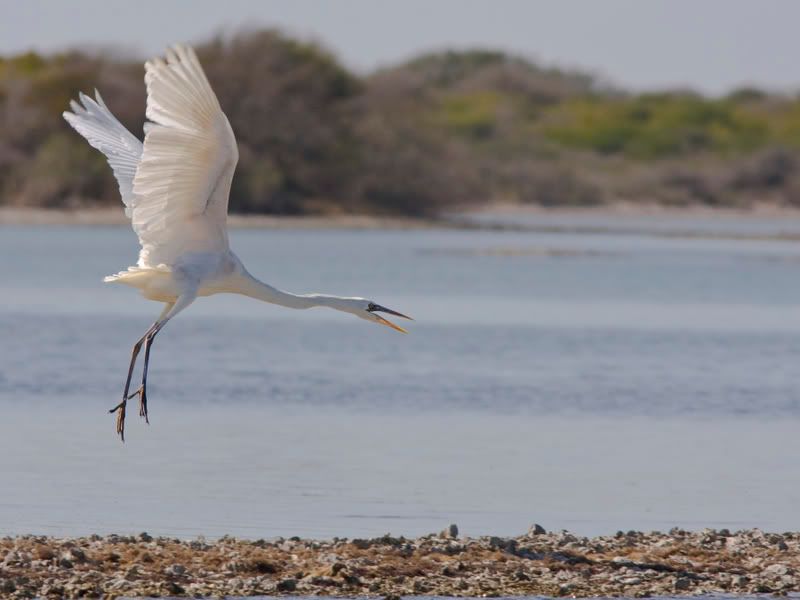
[369,304,413,334]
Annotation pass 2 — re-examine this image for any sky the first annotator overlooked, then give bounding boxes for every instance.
[1,0,798,95]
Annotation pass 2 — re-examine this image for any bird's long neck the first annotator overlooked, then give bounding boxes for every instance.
[234,271,346,311]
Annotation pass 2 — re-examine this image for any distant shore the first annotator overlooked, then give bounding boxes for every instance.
[0,207,436,230]
[1,528,797,598]
[5,204,800,240]
[469,200,800,220]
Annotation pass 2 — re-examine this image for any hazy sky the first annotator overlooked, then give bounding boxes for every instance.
[2,0,798,95]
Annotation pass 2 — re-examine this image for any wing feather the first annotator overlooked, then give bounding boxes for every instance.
[132,44,238,268]
[62,91,144,215]
[64,44,238,270]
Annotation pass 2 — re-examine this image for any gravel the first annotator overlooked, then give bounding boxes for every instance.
[1,527,799,598]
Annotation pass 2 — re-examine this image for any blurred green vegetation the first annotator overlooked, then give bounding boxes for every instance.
[3,29,800,215]
[544,95,770,157]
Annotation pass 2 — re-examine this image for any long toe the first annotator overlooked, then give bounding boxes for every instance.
[138,389,149,424]
[114,401,126,442]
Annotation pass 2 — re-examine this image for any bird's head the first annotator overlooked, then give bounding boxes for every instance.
[331,298,413,333]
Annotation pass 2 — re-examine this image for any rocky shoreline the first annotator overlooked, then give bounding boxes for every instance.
[1,526,798,598]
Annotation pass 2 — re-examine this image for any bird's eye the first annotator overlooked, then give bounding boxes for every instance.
[367,303,377,312]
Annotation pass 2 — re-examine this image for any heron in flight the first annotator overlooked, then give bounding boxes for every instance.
[64,44,411,441]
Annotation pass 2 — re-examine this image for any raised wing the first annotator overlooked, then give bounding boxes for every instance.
[132,44,239,268]
[63,91,143,215]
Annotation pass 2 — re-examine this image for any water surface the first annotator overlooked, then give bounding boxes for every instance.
[2,222,800,538]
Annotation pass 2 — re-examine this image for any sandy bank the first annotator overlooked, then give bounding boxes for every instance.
[1,527,797,598]
[7,203,800,226]
[467,200,800,219]
[6,204,800,241]
[0,207,437,230]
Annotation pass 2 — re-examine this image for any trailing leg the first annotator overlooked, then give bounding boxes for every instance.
[128,323,163,423]
[112,294,195,440]
[111,302,173,441]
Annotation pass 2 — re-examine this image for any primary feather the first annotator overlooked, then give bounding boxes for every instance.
[62,91,143,214]
[63,44,239,270]
[134,45,239,268]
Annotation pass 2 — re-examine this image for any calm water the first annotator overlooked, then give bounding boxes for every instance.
[3,221,800,539]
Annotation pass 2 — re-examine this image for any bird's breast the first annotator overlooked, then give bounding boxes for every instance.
[172,251,240,297]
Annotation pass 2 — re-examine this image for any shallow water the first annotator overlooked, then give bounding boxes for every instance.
[3,222,800,539]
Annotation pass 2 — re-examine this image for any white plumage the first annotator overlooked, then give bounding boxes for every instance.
[64,44,411,441]
[133,45,238,268]
[64,92,142,212]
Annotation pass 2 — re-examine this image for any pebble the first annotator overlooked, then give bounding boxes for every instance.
[276,577,297,592]
[165,563,186,576]
[766,564,791,576]
[674,577,692,591]
[3,527,800,597]
[529,523,547,535]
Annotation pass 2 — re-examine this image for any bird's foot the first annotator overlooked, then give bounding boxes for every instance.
[109,399,127,442]
[127,386,149,424]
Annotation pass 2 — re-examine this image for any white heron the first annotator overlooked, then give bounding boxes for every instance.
[63,44,411,441]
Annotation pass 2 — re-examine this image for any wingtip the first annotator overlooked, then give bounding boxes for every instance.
[147,56,167,70]
[175,43,196,61]
[165,46,179,64]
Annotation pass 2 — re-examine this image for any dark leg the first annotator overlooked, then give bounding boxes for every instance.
[109,328,152,441]
[110,303,173,441]
[127,324,163,424]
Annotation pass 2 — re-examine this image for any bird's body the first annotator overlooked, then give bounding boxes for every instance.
[64,44,410,440]
[106,251,240,303]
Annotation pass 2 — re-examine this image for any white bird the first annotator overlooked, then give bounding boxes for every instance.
[63,44,411,441]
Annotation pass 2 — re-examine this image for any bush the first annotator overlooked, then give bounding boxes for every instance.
[2,30,800,214]
[545,94,769,158]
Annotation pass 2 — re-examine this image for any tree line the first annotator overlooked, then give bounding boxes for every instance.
[2,29,800,216]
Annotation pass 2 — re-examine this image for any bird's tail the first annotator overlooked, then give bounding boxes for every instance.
[103,272,124,283]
